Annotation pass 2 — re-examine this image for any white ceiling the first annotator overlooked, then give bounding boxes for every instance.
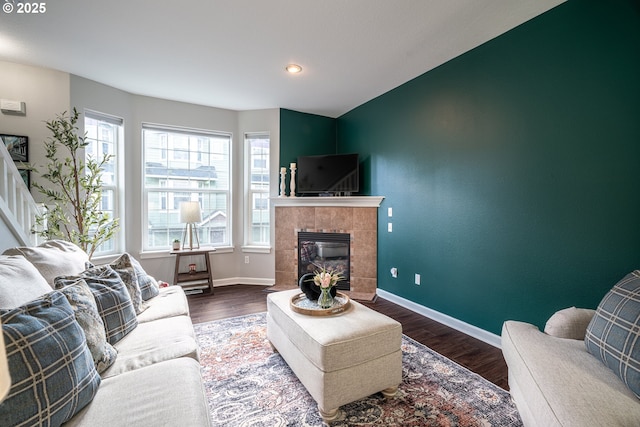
[0,0,564,118]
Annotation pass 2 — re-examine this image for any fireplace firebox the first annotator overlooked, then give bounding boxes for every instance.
[298,231,350,290]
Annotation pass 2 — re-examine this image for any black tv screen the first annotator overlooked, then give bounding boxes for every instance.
[297,153,359,195]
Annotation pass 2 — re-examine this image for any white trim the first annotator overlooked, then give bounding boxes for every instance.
[377,289,502,349]
[270,195,384,208]
[139,246,234,259]
[211,277,275,287]
[241,245,271,254]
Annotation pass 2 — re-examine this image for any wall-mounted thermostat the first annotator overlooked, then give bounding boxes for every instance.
[1,99,26,115]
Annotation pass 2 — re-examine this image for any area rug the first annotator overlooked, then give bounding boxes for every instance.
[194,313,523,426]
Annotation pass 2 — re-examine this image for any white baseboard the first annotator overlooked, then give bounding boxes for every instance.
[212,277,275,287]
[376,289,502,349]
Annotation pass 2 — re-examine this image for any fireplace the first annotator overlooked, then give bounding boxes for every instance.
[273,197,384,301]
[298,232,350,290]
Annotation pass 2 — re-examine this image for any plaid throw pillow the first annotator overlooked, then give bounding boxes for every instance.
[585,270,640,397]
[87,253,147,314]
[0,291,100,426]
[56,265,138,345]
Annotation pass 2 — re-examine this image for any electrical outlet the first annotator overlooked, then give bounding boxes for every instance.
[244,256,250,264]
[388,207,393,217]
[415,273,421,285]
[388,222,393,233]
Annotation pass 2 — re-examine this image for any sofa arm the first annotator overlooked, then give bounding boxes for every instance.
[543,306,596,340]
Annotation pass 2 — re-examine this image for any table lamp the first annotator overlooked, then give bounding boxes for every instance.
[0,319,11,402]
[180,201,202,250]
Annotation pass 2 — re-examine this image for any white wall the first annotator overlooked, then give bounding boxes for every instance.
[0,61,70,204]
[0,61,277,286]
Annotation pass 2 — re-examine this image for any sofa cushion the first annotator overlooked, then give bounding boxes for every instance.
[58,277,118,373]
[56,265,138,345]
[88,253,147,314]
[101,315,198,378]
[544,306,596,340]
[0,291,101,426]
[137,286,189,323]
[502,320,640,426]
[3,240,89,286]
[62,358,211,427]
[585,270,640,397]
[0,255,52,309]
[129,255,160,301]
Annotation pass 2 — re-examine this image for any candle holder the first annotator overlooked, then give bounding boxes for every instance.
[279,167,287,197]
[289,164,297,197]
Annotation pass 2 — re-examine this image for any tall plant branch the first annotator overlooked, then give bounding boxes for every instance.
[30,108,119,259]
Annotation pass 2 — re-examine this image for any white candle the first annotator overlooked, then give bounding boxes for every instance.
[290,162,296,169]
[280,167,286,173]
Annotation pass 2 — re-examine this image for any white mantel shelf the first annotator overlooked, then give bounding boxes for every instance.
[271,196,384,208]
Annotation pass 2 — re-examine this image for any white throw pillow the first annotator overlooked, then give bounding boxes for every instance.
[544,306,596,340]
[3,240,89,286]
[0,255,52,309]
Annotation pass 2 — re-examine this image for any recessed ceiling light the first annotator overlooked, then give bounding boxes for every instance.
[285,64,302,74]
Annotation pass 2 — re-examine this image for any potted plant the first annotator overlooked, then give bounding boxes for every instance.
[31,108,119,259]
[172,239,181,250]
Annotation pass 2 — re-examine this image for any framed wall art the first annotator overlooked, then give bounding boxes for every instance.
[0,134,29,162]
[18,169,30,189]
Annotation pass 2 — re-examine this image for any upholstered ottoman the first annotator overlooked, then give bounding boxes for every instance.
[266,289,402,421]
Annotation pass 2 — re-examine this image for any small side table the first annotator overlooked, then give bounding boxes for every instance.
[170,248,215,295]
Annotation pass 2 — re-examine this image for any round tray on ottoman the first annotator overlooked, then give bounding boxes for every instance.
[290,292,351,316]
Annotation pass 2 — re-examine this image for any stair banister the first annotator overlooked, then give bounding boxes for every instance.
[0,140,41,246]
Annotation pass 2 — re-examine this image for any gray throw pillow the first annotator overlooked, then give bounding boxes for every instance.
[585,270,640,397]
[58,277,118,373]
[129,255,160,300]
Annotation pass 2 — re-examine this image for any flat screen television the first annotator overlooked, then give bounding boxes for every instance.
[296,153,359,195]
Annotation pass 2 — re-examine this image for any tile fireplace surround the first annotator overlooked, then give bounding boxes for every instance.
[272,196,384,301]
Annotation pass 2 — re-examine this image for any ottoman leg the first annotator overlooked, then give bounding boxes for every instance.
[381,386,399,398]
[319,407,339,422]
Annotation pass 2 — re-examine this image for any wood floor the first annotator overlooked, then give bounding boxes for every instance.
[187,284,510,390]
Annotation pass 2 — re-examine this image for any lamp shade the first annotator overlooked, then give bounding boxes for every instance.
[179,201,202,224]
[0,318,11,403]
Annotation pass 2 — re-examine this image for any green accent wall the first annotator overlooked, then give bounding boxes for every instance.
[338,0,640,334]
[281,0,640,335]
[280,108,337,165]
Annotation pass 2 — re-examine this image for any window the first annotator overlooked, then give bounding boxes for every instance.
[143,124,231,251]
[84,111,123,256]
[245,133,270,246]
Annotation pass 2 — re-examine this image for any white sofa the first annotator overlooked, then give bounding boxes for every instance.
[0,241,211,426]
[502,272,640,427]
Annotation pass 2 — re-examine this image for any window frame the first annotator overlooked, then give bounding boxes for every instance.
[84,109,124,257]
[141,123,232,252]
[243,132,271,249]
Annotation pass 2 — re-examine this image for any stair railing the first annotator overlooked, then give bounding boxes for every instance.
[0,140,42,246]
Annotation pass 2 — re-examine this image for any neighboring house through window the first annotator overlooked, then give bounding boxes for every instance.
[84,110,123,256]
[142,124,231,251]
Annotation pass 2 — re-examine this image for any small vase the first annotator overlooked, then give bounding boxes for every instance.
[317,287,334,309]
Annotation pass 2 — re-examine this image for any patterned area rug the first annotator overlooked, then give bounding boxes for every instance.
[194,313,523,426]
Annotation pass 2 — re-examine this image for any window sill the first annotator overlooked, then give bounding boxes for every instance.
[139,246,235,259]
[241,246,271,254]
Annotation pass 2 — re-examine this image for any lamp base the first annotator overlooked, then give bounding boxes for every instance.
[181,223,200,250]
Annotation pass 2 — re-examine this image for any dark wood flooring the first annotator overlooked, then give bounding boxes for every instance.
[187,285,509,390]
